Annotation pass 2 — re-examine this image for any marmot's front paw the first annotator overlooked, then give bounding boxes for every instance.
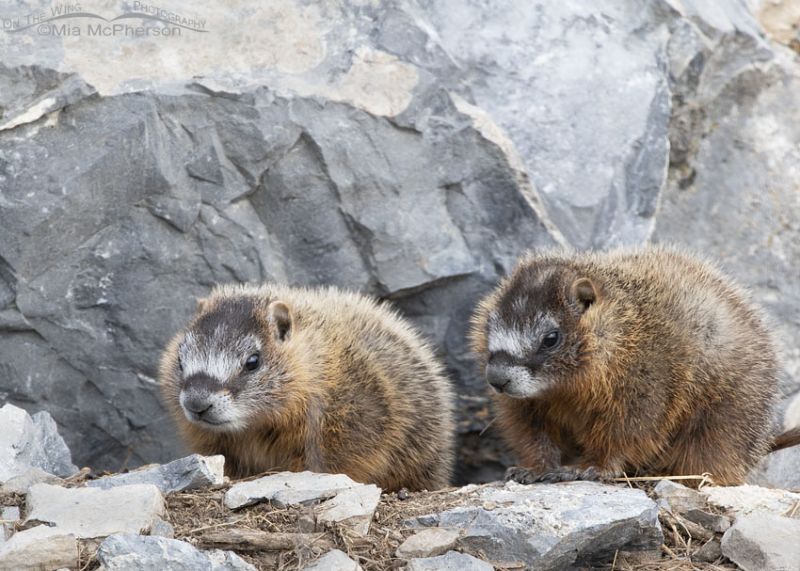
[505,465,608,484]
[504,466,541,484]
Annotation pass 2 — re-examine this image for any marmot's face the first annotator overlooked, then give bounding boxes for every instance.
[165,296,293,432]
[474,264,597,399]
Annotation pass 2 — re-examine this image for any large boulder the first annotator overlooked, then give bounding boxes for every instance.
[0,0,798,480]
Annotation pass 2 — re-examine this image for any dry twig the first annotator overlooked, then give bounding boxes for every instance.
[196,528,334,552]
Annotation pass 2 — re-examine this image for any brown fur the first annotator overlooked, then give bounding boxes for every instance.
[471,246,790,486]
[160,284,455,491]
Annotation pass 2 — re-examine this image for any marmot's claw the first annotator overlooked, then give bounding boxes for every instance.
[504,466,540,484]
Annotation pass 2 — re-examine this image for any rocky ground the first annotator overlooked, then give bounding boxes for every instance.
[2,403,799,571]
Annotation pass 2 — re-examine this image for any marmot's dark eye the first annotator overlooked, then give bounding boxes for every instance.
[244,353,260,372]
[540,330,560,350]
[177,357,184,373]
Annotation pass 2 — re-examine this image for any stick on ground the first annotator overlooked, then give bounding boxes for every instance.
[196,528,334,552]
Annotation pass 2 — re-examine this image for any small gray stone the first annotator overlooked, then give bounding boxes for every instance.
[396,528,460,559]
[86,454,225,494]
[225,471,366,510]
[226,471,381,535]
[314,484,381,536]
[411,514,440,528]
[1,507,20,523]
[684,509,731,533]
[407,551,493,571]
[26,483,165,538]
[1,506,20,541]
[694,538,723,563]
[0,506,19,543]
[0,467,64,494]
[653,480,706,513]
[303,549,362,571]
[0,525,78,571]
[0,404,78,483]
[149,518,175,539]
[97,534,255,571]
[721,514,800,571]
[702,485,800,518]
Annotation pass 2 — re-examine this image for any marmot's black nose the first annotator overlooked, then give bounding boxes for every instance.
[486,364,511,392]
[183,395,213,416]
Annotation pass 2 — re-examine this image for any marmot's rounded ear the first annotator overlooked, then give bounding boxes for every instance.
[268,300,292,341]
[195,297,209,313]
[571,278,598,312]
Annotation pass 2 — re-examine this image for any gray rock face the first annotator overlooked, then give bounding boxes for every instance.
[26,483,166,538]
[86,454,224,494]
[721,514,800,571]
[408,481,662,570]
[0,404,78,483]
[97,534,256,571]
[422,0,671,250]
[0,0,798,481]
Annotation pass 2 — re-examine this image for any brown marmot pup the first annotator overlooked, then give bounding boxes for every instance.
[470,246,800,486]
[160,284,455,491]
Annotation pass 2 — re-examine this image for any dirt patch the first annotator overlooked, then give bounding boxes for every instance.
[163,486,473,571]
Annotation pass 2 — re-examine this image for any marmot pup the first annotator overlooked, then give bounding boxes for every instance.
[471,246,800,485]
[160,284,455,491]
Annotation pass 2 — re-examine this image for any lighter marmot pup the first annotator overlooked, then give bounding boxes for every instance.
[160,284,455,491]
[471,246,800,485]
